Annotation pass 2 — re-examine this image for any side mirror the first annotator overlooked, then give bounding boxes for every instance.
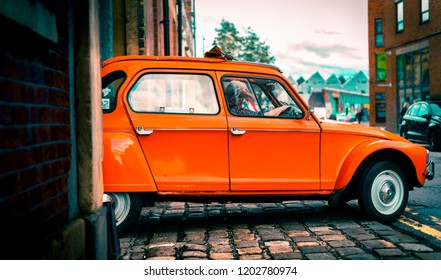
[422,114,431,120]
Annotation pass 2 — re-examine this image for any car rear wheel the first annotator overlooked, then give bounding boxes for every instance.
[358,161,408,223]
[104,192,143,235]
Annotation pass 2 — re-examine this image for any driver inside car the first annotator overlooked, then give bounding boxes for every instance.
[225,80,289,116]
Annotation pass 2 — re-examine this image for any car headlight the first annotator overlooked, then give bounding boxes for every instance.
[426,149,431,165]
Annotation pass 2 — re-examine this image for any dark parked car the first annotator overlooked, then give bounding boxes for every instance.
[400,101,441,151]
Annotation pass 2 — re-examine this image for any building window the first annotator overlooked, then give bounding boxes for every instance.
[375,19,383,47]
[376,53,387,82]
[421,0,429,23]
[375,92,386,123]
[396,0,404,32]
[396,48,430,105]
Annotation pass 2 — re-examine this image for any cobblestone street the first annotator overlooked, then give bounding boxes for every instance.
[119,201,441,260]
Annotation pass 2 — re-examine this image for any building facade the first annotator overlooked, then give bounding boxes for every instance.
[0,0,194,260]
[368,0,441,132]
[101,0,195,61]
[0,0,107,259]
[293,72,369,120]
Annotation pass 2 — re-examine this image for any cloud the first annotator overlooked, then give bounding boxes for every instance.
[274,42,368,79]
[287,41,360,59]
[195,0,369,79]
[314,29,342,35]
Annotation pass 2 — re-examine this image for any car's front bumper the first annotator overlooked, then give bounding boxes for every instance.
[425,160,435,181]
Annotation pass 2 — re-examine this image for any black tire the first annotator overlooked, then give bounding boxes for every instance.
[400,127,408,139]
[358,161,408,223]
[105,192,143,235]
[429,132,440,151]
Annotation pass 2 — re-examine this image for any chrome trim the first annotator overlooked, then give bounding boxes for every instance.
[245,129,320,133]
[136,126,154,135]
[426,160,434,181]
[130,127,319,133]
[231,127,246,136]
[138,128,228,132]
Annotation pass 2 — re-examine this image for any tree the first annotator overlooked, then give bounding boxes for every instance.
[239,27,275,64]
[213,19,242,58]
[212,19,275,64]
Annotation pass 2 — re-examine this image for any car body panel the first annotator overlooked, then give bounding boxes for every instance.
[103,131,157,192]
[101,55,432,197]
[320,120,429,188]
[227,115,321,191]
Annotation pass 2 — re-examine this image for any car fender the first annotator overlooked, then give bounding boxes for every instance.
[103,131,157,192]
[334,139,427,190]
[428,122,441,134]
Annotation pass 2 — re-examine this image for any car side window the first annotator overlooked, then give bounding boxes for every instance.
[251,84,275,113]
[102,70,127,113]
[408,104,420,116]
[222,76,303,118]
[430,103,441,116]
[418,104,429,117]
[128,73,219,114]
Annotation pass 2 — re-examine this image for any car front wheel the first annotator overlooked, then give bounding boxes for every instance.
[358,161,408,223]
[429,132,440,151]
[104,192,143,235]
[400,127,408,139]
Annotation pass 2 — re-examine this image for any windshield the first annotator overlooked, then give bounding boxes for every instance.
[430,103,441,117]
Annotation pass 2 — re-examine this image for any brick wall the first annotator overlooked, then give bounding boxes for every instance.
[430,35,441,96]
[0,3,71,250]
[383,0,441,98]
[384,0,441,47]
[117,0,194,56]
[368,0,387,126]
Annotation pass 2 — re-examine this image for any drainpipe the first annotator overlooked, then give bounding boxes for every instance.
[177,0,182,56]
[192,0,196,57]
[163,0,170,55]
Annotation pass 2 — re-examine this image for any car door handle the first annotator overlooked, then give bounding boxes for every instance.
[230,127,246,136]
[136,126,154,135]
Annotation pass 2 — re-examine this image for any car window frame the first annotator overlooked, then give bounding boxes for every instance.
[102,70,127,114]
[126,71,221,116]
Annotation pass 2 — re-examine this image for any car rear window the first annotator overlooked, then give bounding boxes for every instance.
[102,70,127,113]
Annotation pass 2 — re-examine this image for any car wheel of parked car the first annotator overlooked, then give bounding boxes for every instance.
[358,161,408,223]
[400,127,408,139]
[429,132,440,151]
[105,192,143,235]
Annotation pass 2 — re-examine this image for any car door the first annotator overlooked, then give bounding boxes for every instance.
[405,103,420,140]
[414,103,430,141]
[220,74,321,191]
[124,71,229,192]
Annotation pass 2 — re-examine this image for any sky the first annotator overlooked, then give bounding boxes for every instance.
[194,0,368,81]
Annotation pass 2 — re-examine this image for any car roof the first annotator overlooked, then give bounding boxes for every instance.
[102,55,283,74]
[412,100,441,106]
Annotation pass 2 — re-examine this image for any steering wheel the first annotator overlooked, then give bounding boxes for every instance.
[278,101,303,118]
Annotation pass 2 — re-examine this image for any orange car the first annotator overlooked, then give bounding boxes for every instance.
[101,50,434,234]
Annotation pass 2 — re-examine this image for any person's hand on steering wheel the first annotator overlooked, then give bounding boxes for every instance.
[264,105,290,116]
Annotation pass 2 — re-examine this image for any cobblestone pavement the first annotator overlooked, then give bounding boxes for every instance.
[119,201,441,260]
